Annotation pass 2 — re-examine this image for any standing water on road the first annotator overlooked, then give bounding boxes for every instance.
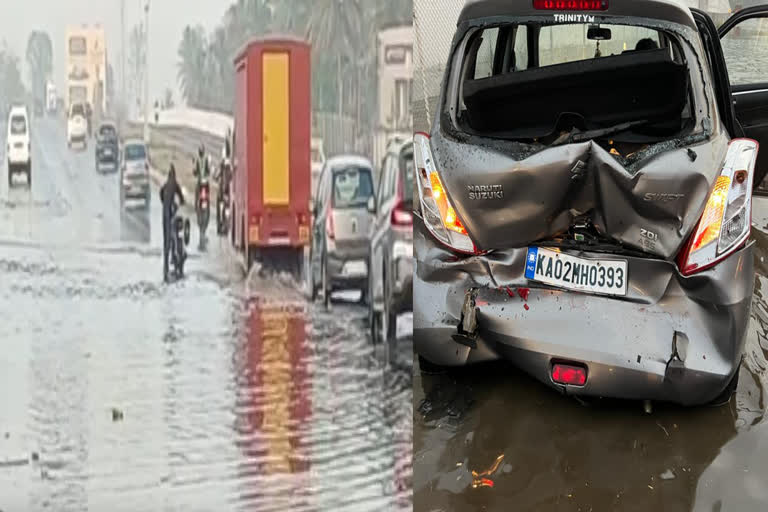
[0,118,411,510]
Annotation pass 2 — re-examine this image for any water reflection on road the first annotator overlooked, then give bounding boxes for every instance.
[0,118,412,511]
[413,197,768,512]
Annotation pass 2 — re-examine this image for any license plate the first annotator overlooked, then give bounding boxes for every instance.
[524,247,627,296]
[343,260,367,276]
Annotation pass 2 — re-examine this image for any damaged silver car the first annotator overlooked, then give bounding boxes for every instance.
[414,0,768,406]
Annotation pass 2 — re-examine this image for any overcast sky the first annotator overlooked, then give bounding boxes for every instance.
[0,0,232,105]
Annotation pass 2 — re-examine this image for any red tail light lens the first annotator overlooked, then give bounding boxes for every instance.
[552,363,587,386]
[326,214,335,240]
[392,206,413,227]
[679,138,758,276]
[533,0,608,10]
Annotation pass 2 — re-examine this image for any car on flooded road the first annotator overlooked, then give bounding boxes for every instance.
[95,121,119,172]
[119,139,150,209]
[414,0,768,406]
[6,105,31,187]
[368,136,414,354]
[310,155,376,308]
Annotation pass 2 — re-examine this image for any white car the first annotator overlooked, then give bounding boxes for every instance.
[6,105,31,187]
[67,103,88,149]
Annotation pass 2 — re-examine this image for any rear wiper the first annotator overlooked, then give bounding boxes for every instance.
[560,119,652,145]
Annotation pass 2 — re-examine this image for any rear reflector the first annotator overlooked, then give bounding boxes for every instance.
[533,0,608,10]
[551,363,587,386]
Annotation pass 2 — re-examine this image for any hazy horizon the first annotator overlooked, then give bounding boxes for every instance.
[0,0,233,107]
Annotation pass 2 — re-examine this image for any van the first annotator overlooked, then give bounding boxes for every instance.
[6,105,31,187]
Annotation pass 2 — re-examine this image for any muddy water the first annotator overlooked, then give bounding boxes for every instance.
[0,118,412,511]
[413,198,768,512]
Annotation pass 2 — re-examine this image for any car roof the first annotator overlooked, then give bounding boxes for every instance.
[327,155,373,170]
[123,138,146,147]
[99,121,116,128]
[9,105,28,117]
[459,0,697,30]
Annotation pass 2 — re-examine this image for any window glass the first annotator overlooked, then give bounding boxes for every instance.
[514,26,529,71]
[332,165,374,209]
[538,24,661,67]
[10,115,26,135]
[722,17,768,85]
[124,144,146,160]
[474,27,499,78]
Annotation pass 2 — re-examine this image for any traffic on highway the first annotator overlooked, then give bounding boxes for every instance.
[0,0,412,510]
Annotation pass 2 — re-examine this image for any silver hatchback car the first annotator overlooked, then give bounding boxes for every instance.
[414,0,766,406]
[311,155,376,307]
[119,139,151,209]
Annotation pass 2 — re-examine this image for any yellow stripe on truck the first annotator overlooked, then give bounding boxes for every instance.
[262,51,290,206]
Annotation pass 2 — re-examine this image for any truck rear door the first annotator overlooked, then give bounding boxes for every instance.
[262,51,291,207]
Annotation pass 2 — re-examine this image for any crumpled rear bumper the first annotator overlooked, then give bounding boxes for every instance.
[414,219,754,405]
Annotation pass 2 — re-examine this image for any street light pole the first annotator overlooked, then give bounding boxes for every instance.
[121,0,126,111]
[143,0,150,143]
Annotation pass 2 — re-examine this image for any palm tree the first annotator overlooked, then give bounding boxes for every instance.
[176,25,207,107]
[25,31,53,106]
[305,0,364,121]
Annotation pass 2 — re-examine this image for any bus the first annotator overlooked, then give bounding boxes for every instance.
[65,25,107,116]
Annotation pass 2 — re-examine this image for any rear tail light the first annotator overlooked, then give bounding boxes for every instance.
[326,214,335,240]
[551,363,587,386]
[533,0,608,10]
[391,168,413,227]
[250,214,260,225]
[298,212,308,225]
[678,138,758,276]
[414,133,477,254]
[392,206,413,227]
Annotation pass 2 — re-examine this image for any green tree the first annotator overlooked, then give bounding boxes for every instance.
[176,25,207,107]
[305,0,364,121]
[127,23,146,112]
[0,43,26,116]
[25,31,53,106]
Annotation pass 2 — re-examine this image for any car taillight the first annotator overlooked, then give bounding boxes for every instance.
[533,0,608,10]
[678,138,758,276]
[551,363,587,386]
[391,166,412,227]
[392,206,413,227]
[414,133,477,254]
[326,214,335,240]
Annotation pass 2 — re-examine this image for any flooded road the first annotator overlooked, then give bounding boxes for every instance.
[413,197,768,512]
[0,118,412,511]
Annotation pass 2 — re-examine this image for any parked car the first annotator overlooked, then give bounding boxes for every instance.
[67,102,87,149]
[368,136,414,354]
[6,105,31,187]
[310,155,376,308]
[95,121,119,172]
[119,139,150,209]
[413,0,767,406]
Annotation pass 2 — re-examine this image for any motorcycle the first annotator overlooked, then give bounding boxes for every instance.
[170,214,191,279]
[216,162,231,235]
[196,180,211,249]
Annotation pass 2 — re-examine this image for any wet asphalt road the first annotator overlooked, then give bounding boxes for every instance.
[0,117,412,511]
[414,197,768,512]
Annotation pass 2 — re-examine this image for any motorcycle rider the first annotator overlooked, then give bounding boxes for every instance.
[193,144,211,206]
[159,163,186,282]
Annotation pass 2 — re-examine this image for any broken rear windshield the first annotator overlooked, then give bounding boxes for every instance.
[332,166,374,209]
[453,21,693,146]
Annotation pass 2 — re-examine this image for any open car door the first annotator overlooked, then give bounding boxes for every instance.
[719,5,768,190]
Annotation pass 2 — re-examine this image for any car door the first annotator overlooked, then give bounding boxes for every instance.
[311,163,329,280]
[371,152,399,308]
[717,5,768,189]
[370,152,393,309]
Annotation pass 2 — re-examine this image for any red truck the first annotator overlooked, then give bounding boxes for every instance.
[232,36,311,274]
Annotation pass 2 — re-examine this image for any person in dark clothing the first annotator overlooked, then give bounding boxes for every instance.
[635,38,659,51]
[159,164,186,281]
